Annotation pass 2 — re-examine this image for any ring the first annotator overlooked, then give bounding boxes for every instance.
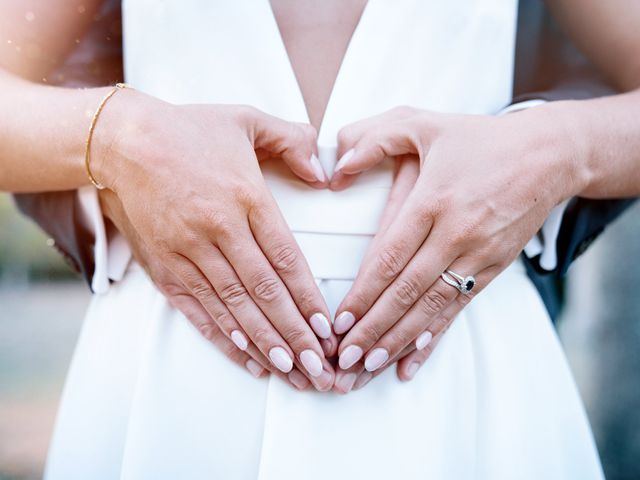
[440,269,476,295]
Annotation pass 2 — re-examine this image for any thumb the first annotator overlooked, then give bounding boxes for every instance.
[250,109,326,186]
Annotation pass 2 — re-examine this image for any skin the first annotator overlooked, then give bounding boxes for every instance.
[1,0,639,394]
[0,0,413,392]
[331,0,640,382]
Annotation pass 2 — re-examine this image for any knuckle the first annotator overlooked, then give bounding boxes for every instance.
[393,277,423,308]
[221,339,240,358]
[280,326,308,351]
[252,273,283,303]
[360,322,385,345]
[416,204,435,229]
[158,280,184,298]
[418,288,450,317]
[251,327,271,347]
[271,244,299,274]
[429,316,450,335]
[213,310,235,331]
[190,281,215,302]
[201,209,232,237]
[388,327,412,349]
[230,183,262,210]
[197,322,217,342]
[219,281,249,307]
[376,246,405,280]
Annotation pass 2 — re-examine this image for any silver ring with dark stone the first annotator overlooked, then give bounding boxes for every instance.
[440,270,476,295]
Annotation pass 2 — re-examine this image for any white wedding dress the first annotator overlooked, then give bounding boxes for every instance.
[45,1,604,479]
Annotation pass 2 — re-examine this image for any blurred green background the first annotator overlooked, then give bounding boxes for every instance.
[0,192,639,480]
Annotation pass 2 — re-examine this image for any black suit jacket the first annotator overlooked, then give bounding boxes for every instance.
[14,0,636,318]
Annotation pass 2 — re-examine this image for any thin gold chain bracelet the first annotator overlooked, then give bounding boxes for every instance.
[84,82,130,190]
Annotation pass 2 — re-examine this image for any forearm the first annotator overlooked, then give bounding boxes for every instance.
[0,68,113,192]
[515,88,640,201]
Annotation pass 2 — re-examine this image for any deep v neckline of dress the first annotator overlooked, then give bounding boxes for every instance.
[264,0,371,144]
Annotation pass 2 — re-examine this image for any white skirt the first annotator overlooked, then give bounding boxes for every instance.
[45,255,603,479]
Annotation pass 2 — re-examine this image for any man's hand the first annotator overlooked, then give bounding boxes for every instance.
[329,106,582,376]
[92,92,338,391]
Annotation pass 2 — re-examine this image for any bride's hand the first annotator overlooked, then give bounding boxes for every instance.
[91,91,337,391]
[330,106,583,375]
[99,189,314,391]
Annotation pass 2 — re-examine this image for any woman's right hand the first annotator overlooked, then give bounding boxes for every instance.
[92,90,337,391]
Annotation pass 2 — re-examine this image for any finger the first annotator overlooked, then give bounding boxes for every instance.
[169,289,313,390]
[216,228,335,388]
[364,263,498,373]
[354,159,420,281]
[337,228,455,369]
[167,291,262,376]
[330,110,423,189]
[248,202,338,352]
[250,108,326,185]
[333,185,437,335]
[396,332,446,382]
[333,360,365,395]
[165,249,295,373]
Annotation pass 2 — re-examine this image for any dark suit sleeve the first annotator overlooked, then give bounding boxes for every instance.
[14,191,96,281]
[12,0,122,289]
[513,0,636,280]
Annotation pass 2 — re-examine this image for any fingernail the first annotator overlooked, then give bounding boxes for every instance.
[335,372,358,393]
[312,370,333,391]
[339,345,363,369]
[416,331,433,350]
[406,362,420,380]
[309,154,326,182]
[365,348,389,372]
[310,312,331,339]
[245,359,264,378]
[354,371,373,390]
[269,347,293,373]
[334,311,355,334]
[288,369,310,390]
[334,148,355,173]
[300,349,323,377]
[231,330,248,351]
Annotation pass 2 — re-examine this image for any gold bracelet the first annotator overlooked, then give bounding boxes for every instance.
[84,83,130,190]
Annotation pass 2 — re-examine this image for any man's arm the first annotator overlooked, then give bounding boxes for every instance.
[514,0,636,277]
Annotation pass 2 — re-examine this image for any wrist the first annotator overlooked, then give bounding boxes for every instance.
[90,87,166,192]
[509,102,593,204]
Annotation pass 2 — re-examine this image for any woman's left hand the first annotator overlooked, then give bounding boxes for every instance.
[330,106,586,376]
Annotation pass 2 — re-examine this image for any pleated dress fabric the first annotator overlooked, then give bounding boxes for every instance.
[45,1,604,479]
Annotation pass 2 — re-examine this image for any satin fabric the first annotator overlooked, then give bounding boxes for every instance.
[47,1,603,478]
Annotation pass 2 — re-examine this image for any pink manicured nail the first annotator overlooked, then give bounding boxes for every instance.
[336,373,358,393]
[288,369,310,390]
[339,345,363,369]
[334,311,356,334]
[300,349,323,377]
[406,362,420,380]
[365,348,389,372]
[310,154,326,182]
[354,371,373,390]
[231,330,248,351]
[416,331,433,351]
[310,313,332,339]
[269,347,293,373]
[312,370,333,391]
[245,359,264,378]
[334,148,355,173]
